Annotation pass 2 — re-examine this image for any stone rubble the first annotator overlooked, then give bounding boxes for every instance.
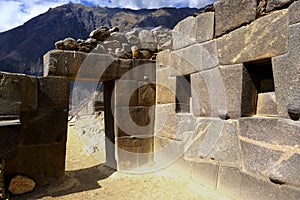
[54,25,172,60]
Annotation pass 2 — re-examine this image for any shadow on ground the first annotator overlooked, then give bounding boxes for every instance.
[10,163,116,199]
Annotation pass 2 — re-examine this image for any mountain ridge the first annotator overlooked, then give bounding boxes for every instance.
[0,3,202,75]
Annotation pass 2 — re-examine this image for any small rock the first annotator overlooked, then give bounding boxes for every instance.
[8,175,36,195]
[131,46,144,59]
[103,40,121,49]
[141,50,152,59]
[89,27,110,41]
[109,26,119,33]
[55,37,77,50]
[109,32,128,44]
[127,35,140,46]
[266,0,294,12]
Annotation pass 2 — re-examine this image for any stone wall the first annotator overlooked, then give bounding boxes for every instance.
[155,0,300,199]
[0,72,69,186]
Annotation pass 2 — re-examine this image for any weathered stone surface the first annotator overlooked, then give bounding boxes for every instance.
[191,68,226,117]
[172,17,197,50]
[156,50,170,67]
[132,59,156,82]
[156,68,176,104]
[214,0,257,37]
[256,92,278,116]
[115,107,155,137]
[114,80,138,107]
[8,175,36,195]
[184,118,240,165]
[239,117,300,186]
[170,41,219,76]
[217,165,300,200]
[191,161,219,189]
[38,77,70,110]
[43,50,87,77]
[195,12,214,43]
[5,144,66,185]
[55,37,77,51]
[89,27,110,41]
[289,1,300,24]
[217,10,289,65]
[218,64,244,119]
[272,23,300,120]
[266,0,294,12]
[0,120,20,157]
[138,82,156,107]
[155,104,195,140]
[0,72,37,115]
[172,13,214,50]
[153,136,184,169]
[19,110,68,146]
[116,136,154,171]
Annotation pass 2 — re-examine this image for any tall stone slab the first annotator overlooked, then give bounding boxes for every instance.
[214,0,257,37]
[272,23,300,120]
[217,10,289,65]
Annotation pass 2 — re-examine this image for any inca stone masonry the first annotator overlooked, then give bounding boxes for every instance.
[0,0,299,199]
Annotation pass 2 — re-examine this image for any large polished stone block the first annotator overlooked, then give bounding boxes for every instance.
[217,10,289,65]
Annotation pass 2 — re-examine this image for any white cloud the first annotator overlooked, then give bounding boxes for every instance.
[0,0,216,32]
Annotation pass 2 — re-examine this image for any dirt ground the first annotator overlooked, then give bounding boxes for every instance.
[11,125,231,200]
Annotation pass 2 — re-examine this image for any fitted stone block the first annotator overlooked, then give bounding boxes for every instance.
[156,67,176,104]
[132,59,156,82]
[19,110,68,146]
[170,41,219,76]
[154,136,184,169]
[117,136,154,171]
[256,92,278,116]
[115,107,155,137]
[156,50,170,67]
[5,144,66,185]
[289,1,300,24]
[218,64,244,119]
[191,161,219,189]
[214,0,257,37]
[0,72,37,115]
[239,117,300,187]
[114,80,138,107]
[191,68,227,117]
[172,13,214,50]
[155,104,195,140]
[138,82,156,107]
[0,120,20,157]
[172,16,197,50]
[43,50,87,77]
[38,76,70,110]
[217,10,289,65]
[195,12,214,43]
[184,118,240,165]
[272,23,300,120]
[217,165,300,200]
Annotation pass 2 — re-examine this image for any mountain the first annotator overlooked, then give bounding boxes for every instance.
[0,3,202,75]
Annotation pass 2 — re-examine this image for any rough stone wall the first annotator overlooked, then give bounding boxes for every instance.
[0,71,69,186]
[155,0,300,199]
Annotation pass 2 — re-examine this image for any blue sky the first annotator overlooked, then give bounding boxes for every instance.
[0,0,215,33]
